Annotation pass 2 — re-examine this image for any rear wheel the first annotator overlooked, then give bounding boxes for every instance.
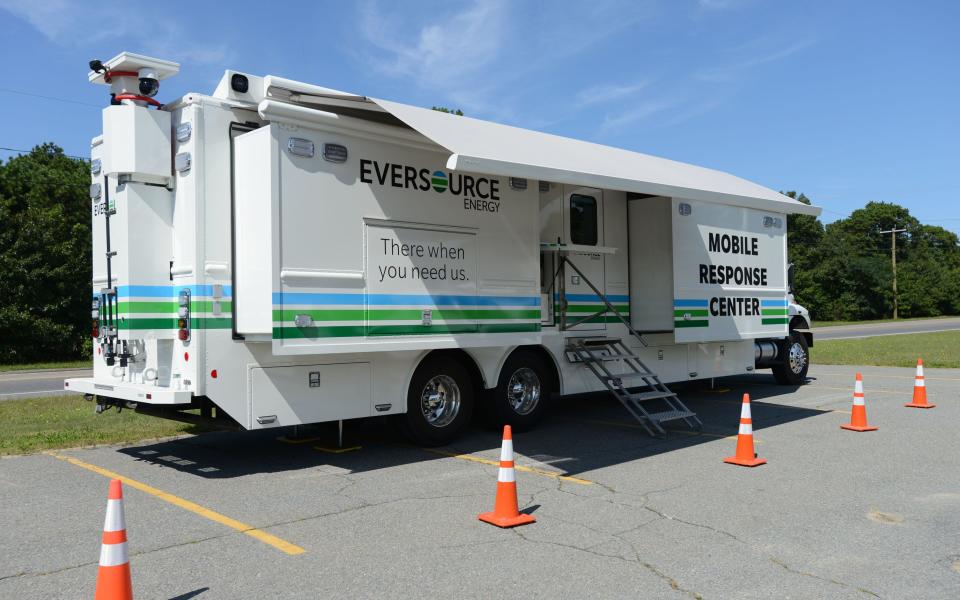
[772,331,809,385]
[490,350,553,430]
[396,355,475,446]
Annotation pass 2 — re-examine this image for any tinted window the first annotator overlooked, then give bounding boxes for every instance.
[570,194,598,245]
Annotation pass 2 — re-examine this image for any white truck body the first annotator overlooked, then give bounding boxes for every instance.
[67,52,821,434]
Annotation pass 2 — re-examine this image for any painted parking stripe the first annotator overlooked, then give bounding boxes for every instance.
[414,446,593,485]
[47,452,305,555]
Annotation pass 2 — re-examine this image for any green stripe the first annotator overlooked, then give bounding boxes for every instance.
[275,323,540,339]
[673,309,708,317]
[761,317,790,325]
[565,304,629,313]
[273,308,540,322]
[116,300,232,313]
[760,308,788,315]
[562,316,629,324]
[115,317,232,330]
[674,320,709,328]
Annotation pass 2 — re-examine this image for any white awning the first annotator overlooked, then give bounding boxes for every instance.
[370,98,821,217]
[259,76,820,216]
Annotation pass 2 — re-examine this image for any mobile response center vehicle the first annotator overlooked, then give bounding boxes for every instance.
[66,52,821,444]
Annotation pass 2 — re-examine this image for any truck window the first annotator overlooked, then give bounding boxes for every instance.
[570,194,598,245]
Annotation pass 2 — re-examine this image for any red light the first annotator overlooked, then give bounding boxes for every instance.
[210,369,218,379]
[184,352,189,361]
[178,329,189,341]
[97,347,101,355]
[146,393,152,399]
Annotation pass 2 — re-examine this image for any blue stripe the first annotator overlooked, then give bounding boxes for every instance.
[761,299,789,307]
[114,285,233,298]
[553,294,630,303]
[674,299,709,307]
[274,292,541,307]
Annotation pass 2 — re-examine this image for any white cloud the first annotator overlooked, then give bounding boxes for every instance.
[0,0,229,65]
[358,0,506,88]
[697,39,815,82]
[599,99,675,134]
[575,81,650,107]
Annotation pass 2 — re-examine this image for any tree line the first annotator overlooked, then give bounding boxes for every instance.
[0,144,957,363]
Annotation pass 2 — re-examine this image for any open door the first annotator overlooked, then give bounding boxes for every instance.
[561,186,606,331]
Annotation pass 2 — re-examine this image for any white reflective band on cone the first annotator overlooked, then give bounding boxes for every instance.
[855,381,863,394]
[740,402,752,419]
[500,440,513,462]
[853,396,864,406]
[917,364,924,377]
[99,541,129,567]
[738,423,752,435]
[497,467,516,483]
[103,499,126,532]
[915,378,925,387]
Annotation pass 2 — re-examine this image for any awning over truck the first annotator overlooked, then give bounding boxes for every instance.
[370,98,821,217]
[260,76,821,216]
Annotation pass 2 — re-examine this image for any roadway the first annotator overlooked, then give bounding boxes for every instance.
[814,316,960,340]
[0,368,90,401]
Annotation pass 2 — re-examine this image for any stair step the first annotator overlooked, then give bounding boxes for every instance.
[603,372,655,383]
[574,337,622,347]
[645,409,696,423]
[627,391,676,402]
[567,352,637,363]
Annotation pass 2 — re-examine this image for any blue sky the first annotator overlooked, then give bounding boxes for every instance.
[1,0,958,232]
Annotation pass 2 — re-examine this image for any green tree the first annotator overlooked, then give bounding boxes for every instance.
[431,106,464,116]
[0,144,91,362]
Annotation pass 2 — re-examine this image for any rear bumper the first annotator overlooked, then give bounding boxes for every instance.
[64,377,193,405]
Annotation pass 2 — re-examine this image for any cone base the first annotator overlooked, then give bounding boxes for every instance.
[478,511,536,528]
[904,402,935,409]
[723,456,767,467]
[841,424,878,432]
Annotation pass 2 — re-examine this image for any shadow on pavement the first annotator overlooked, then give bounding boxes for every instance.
[117,373,825,480]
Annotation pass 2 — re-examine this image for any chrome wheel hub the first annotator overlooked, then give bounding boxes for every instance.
[420,375,461,428]
[506,367,541,416]
[788,342,807,374]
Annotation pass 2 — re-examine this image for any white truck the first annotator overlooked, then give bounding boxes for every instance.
[66,52,821,444]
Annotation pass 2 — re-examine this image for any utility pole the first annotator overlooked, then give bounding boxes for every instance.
[878,228,907,319]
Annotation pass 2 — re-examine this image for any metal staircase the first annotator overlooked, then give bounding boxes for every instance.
[565,337,701,436]
[545,252,702,436]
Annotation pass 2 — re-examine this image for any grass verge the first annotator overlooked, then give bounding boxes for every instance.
[812,330,960,368]
[0,360,90,372]
[0,395,206,456]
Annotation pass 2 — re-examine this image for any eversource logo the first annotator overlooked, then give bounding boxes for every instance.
[431,170,448,193]
[359,159,500,204]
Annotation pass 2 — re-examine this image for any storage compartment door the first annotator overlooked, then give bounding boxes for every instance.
[249,363,371,428]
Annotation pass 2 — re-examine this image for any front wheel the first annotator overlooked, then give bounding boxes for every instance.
[772,331,809,385]
[396,355,475,446]
[489,350,553,430]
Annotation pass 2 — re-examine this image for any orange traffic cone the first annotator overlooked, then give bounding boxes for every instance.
[841,372,878,432]
[95,479,132,600]
[905,359,935,409]
[724,393,766,467]
[478,425,536,528]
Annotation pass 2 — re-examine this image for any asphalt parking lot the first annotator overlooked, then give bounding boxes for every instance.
[1,364,958,599]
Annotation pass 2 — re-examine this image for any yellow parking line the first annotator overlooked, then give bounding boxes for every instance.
[416,446,593,485]
[47,452,305,555]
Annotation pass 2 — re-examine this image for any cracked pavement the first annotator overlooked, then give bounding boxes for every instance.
[1,364,959,599]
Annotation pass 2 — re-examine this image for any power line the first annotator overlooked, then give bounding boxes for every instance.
[0,146,87,161]
[0,87,102,108]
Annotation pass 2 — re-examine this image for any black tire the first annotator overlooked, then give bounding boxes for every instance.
[396,355,475,446]
[772,331,809,385]
[489,350,553,431]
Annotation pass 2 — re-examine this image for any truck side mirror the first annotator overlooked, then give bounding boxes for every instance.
[787,263,795,292]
